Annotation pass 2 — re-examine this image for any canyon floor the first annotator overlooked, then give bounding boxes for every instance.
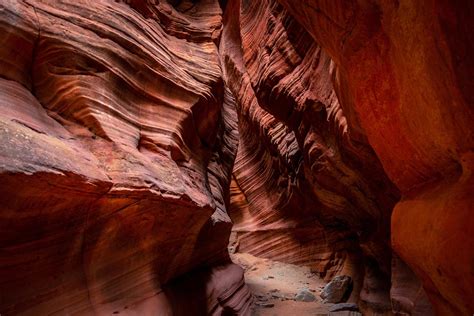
[231,253,355,316]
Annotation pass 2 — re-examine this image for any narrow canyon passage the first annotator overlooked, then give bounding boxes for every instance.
[0,1,472,316]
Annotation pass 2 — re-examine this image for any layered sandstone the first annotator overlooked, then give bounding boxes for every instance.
[221,0,472,315]
[0,0,472,315]
[220,0,400,313]
[0,1,251,315]
[271,1,473,315]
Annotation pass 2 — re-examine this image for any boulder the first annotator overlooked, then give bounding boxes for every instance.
[321,276,353,303]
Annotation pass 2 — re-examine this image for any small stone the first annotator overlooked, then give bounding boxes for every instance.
[255,294,267,301]
[294,289,316,302]
[329,303,359,312]
[256,302,274,308]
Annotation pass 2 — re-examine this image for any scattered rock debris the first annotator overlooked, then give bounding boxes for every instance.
[231,252,357,315]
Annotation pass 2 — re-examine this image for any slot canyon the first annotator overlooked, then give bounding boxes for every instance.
[0,0,472,315]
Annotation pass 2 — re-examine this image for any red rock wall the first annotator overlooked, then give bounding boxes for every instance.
[221,0,473,315]
[220,0,401,313]
[272,0,473,315]
[0,1,251,315]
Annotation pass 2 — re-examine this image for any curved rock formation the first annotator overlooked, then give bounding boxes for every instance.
[220,0,472,315]
[220,0,400,313]
[0,1,251,315]
[270,1,474,315]
[0,0,472,315]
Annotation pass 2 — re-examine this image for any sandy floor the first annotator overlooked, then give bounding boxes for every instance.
[231,253,338,316]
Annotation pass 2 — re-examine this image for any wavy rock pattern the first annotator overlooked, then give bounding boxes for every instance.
[1,0,472,315]
[271,0,474,315]
[221,0,473,315]
[220,0,400,313]
[0,1,250,315]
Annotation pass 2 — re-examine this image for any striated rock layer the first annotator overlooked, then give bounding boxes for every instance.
[221,0,473,315]
[1,0,472,315]
[220,0,400,313]
[272,0,474,315]
[0,1,251,315]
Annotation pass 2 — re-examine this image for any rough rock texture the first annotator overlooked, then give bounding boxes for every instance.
[321,276,353,304]
[0,1,251,315]
[294,289,316,302]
